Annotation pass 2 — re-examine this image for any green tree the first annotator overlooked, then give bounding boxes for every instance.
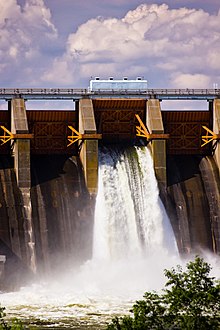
[107,256,220,330]
[0,306,24,330]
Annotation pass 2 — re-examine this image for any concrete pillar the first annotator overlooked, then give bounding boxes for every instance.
[10,98,36,273]
[213,99,220,174]
[146,99,167,187]
[79,98,99,195]
[0,168,22,259]
[11,99,30,187]
[0,255,6,283]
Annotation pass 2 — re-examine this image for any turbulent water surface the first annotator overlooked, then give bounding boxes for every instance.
[1,146,180,328]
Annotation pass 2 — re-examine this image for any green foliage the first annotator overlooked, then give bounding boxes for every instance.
[0,306,24,330]
[107,256,220,330]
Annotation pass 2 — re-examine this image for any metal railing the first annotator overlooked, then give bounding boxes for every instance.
[0,88,219,100]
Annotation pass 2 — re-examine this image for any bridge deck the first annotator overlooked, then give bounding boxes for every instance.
[0,88,219,100]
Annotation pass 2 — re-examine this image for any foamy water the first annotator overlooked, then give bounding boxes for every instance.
[93,146,177,260]
[1,252,219,329]
[1,253,180,328]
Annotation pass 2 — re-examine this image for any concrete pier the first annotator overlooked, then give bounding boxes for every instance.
[213,99,220,174]
[0,255,6,283]
[146,99,167,187]
[10,99,31,188]
[78,99,99,195]
[10,98,36,272]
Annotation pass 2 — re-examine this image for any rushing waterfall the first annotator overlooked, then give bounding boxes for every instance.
[93,146,177,261]
[0,146,180,329]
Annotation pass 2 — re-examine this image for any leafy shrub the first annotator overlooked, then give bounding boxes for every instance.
[107,256,220,330]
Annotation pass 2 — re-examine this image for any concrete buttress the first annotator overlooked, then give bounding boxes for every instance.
[78,98,99,195]
[10,98,36,272]
[146,99,167,188]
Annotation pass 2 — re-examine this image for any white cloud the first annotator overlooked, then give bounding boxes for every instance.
[1,2,220,88]
[42,57,73,84]
[0,0,20,24]
[171,73,211,88]
[23,0,57,37]
[0,0,57,85]
[43,3,220,88]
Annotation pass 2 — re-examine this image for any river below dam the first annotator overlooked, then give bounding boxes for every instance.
[1,255,180,329]
[1,252,219,329]
[0,146,220,329]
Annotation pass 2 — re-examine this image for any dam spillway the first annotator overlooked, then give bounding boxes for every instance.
[0,146,179,328]
[0,151,219,289]
[0,145,219,329]
[0,87,220,287]
[93,146,177,261]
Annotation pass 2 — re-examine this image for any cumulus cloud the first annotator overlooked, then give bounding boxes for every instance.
[1,1,220,88]
[42,3,220,88]
[0,0,57,86]
[171,73,211,88]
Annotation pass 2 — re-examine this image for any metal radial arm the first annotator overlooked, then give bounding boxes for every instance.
[201,126,220,147]
[0,126,13,145]
[67,126,102,147]
[0,126,33,145]
[135,114,169,141]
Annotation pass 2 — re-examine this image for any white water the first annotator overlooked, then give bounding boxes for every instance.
[93,146,177,260]
[1,146,179,329]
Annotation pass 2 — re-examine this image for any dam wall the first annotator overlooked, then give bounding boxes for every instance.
[0,156,32,289]
[31,155,95,273]
[0,151,219,286]
[166,155,220,254]
[0,155,95,288]
[0,90,220,286]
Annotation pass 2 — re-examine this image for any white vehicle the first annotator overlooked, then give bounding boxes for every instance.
[89,77,148,92]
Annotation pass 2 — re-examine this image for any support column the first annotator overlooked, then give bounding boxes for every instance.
[0,255,6,283]
[213,99,220,174]
[79,98,99,196]
[10,98,36,272]
[146,99,167,187]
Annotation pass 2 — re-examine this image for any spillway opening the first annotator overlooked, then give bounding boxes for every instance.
[93,145,177,261]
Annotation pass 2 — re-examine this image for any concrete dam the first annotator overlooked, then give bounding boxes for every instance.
[0,85,220,289]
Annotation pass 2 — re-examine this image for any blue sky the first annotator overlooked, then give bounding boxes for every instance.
[0,0,220,90]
